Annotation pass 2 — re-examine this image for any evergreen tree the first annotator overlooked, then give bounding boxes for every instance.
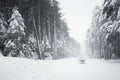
[0,12,8,56]
[5,7,26,57]
[87,0,120,59]
[0,0,81,59]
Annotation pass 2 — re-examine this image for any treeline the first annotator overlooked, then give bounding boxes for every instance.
[86,0,120,60]
[0,0,81,59]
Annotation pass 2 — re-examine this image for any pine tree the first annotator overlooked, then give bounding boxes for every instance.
[0,0,79,59]
[27,33,39,59]
[87,0,120,59]
[5,7,26,57]
[7,7,25,36]
[0,12,8,56]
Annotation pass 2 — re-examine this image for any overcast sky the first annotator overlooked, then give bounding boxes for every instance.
[58,0,103,45]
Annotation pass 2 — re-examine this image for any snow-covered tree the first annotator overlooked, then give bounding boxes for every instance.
[0,12,8,56]
[41,35,53,60]
[87,0,120,59]
[0,13,7,37]
[5,7,26,57]
[0,0,80,59]
[7,7,25,36]
[27,33,39,59]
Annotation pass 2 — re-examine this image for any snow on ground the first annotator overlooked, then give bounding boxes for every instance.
[0,57,120,80]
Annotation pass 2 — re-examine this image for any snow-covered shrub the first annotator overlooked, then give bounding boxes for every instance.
[42,48,53,60]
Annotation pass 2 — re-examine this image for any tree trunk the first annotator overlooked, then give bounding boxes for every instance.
[31,0,42,59]
[37,0,42,59]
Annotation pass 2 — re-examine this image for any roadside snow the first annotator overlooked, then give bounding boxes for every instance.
[0,57,120,80]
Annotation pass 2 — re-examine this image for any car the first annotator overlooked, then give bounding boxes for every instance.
[79,58,86,64]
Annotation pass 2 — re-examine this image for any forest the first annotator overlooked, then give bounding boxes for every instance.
[0,0,81,60]
[87,0,120,60]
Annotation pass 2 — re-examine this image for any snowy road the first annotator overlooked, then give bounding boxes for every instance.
[0,57,120,80]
